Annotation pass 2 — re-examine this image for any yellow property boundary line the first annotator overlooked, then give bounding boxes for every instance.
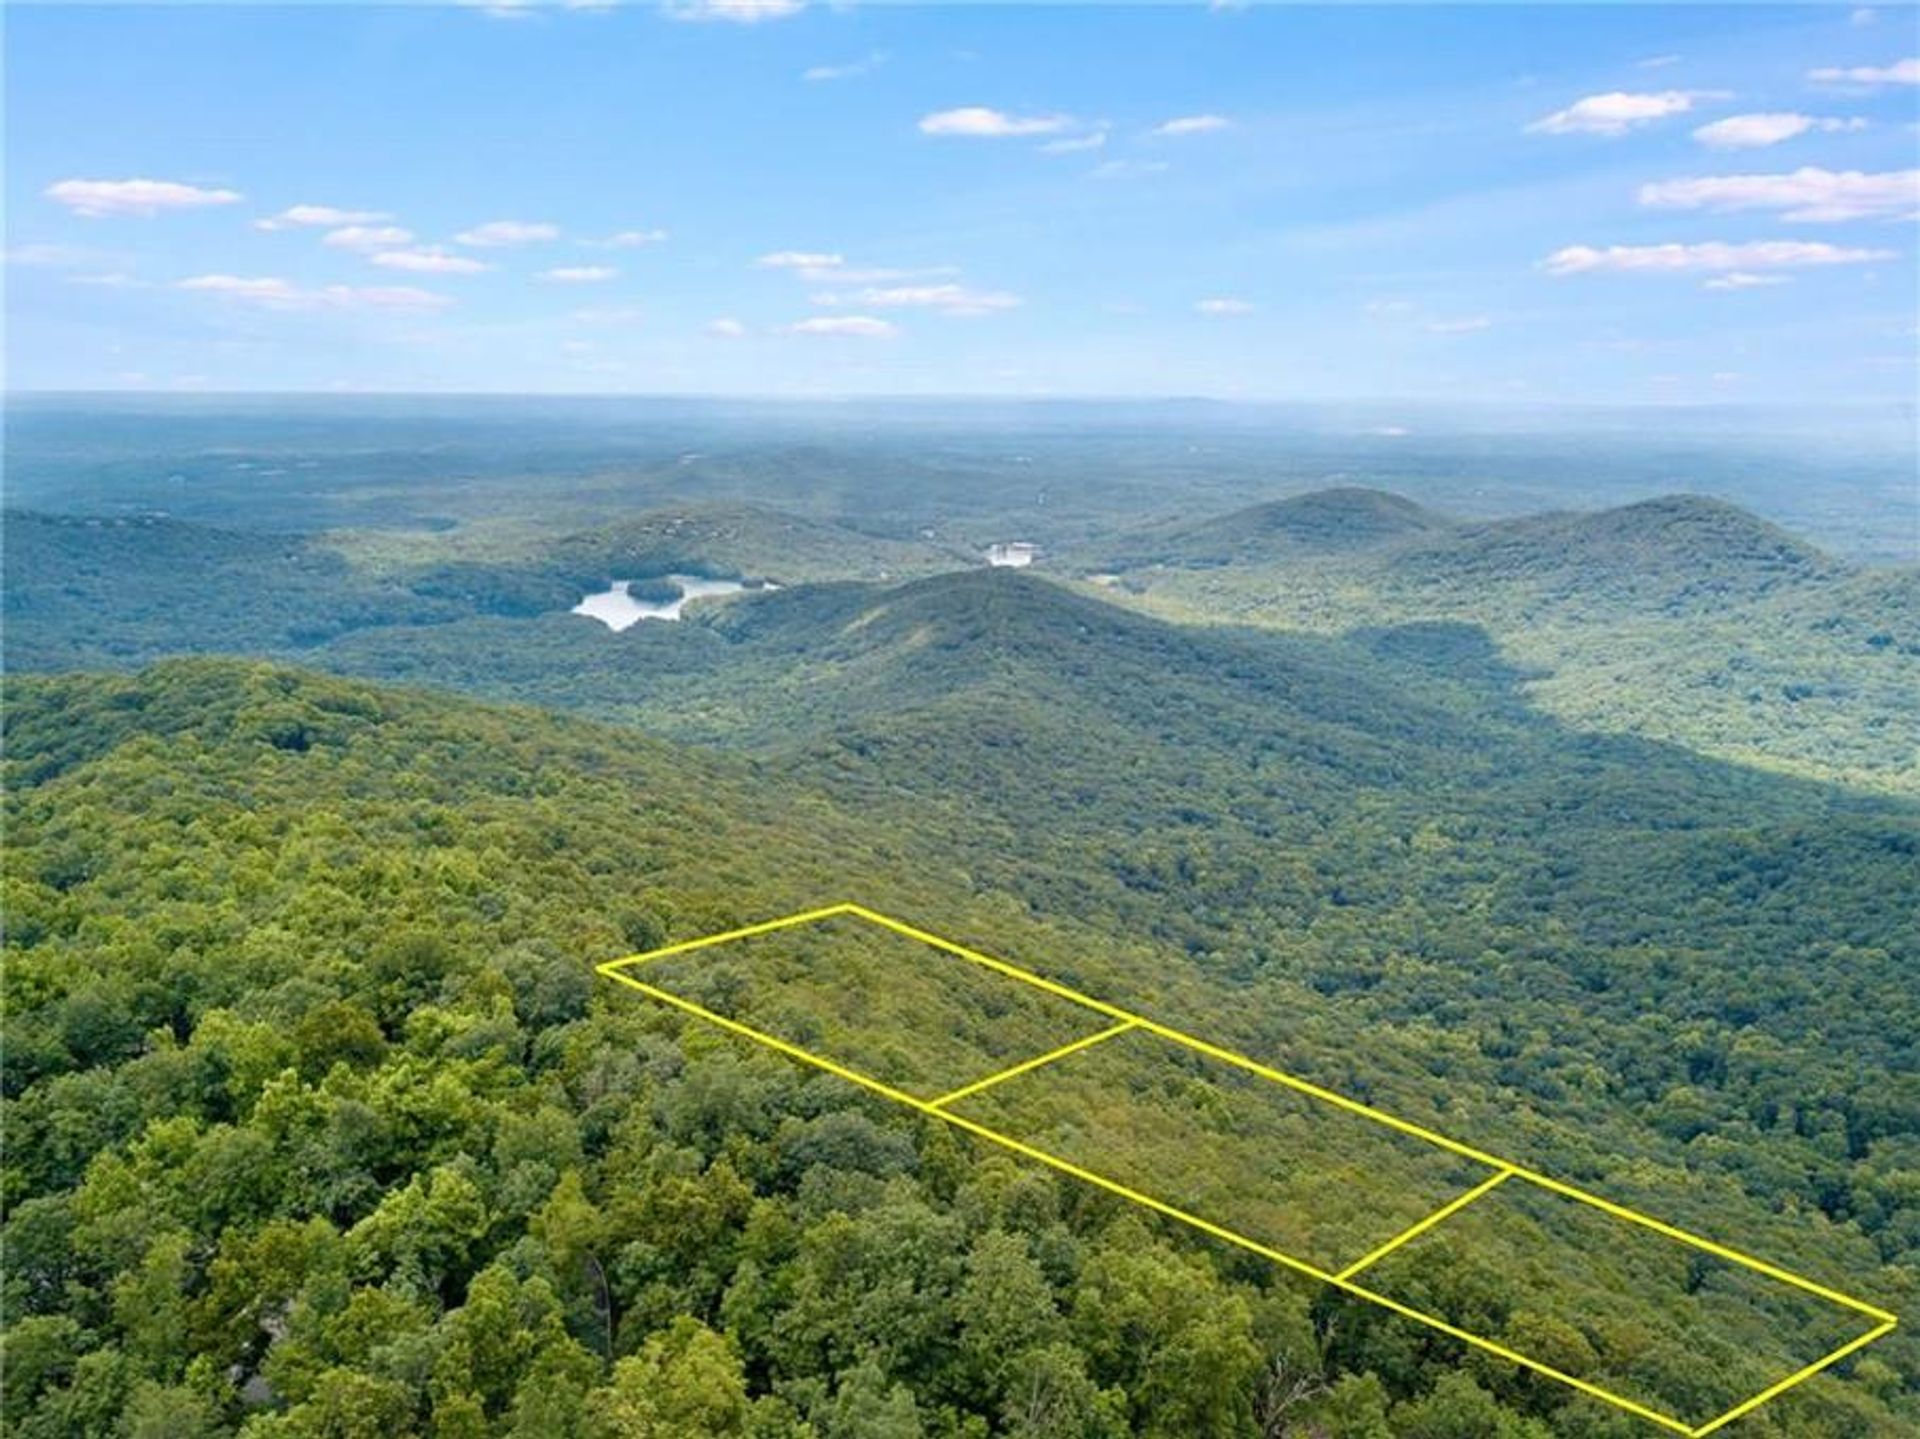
[596,901,1897,1436]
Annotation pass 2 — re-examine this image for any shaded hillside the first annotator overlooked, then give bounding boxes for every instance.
[1388,496,1836,614]
[313,565,1539,766]
[1082,486,1451,569]
[544,502,964,584]
[1,502,968,673]
[393,502,961,626]
[0,512,465,668]
[1096,492,1915,795]
[1088,492,1832,607]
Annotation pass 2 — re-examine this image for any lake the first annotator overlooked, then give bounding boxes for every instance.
[572,575,748,631]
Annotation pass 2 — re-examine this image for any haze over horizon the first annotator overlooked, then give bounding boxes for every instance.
[7,2,1917,405]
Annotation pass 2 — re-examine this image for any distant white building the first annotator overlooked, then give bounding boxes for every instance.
[986,541,1038,569]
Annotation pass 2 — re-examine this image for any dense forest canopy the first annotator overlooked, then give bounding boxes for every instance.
[4,659,1914,1436]
[3,402,1915,1436]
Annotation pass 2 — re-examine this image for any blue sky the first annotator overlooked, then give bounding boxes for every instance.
[6,2,1917,402]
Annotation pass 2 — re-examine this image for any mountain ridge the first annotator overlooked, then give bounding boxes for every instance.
[1083,485,1452,568]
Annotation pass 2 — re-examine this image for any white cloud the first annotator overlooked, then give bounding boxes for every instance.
[1541,240,1895,275]
[587,229,669,248]
[177,274,452,309]
[757,249,844,270]
[786,315,898,338]
[255,204,391,231]
[1693,113,1868,148]
[1703,271,1791,290]
[818,283,1020,315]
[1807,57,1919,85]
[371,247,492,274]
[322,224,415,251]
[832,265,943,283]
[707,317,748,337]
[1638,167,1919,222]
[1091,159,1170,180]
[68,272,148,289]
[1637,54,1683,70]
[458,0,540,18]
[177,274,302,303]
[664,0,803,22]
[537,265,619,282]
[1527,90,1728,136]
[1426,316,1492,334]
[47,178,242,218]
[3,243,95,267]
[1851,8,1878,25]
[804,51,885,82]
[1195,297,1254,315]
[919,107,1074,138]
[328,286,455,311]
[1040,130,1108,154]
[455,219,561,247]
[758,251,954,285]
[1153,114,1232,136]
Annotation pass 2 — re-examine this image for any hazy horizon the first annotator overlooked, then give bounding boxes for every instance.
[10,389,1915,563]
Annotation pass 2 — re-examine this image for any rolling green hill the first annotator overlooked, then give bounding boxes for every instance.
[1079,486,1451,569]
[545,502,965,585]
[0,512,465,668]
[1086,493,1917,795]
[1384,497,1836,613]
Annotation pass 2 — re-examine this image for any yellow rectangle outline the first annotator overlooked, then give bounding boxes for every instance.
[597,900,1897,1436]
[927,1018,1140,1109]
[1334,1166,1517,1281]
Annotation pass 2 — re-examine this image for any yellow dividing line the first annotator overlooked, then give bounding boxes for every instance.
[598,965,1703,1437]
[598,902,1900,1433]
[1335,1168,1516,1282]
[832,902,1897,1329]
[1688,1321,1898,1437]
[601,903,858,972]
[928,1019,1138,1109]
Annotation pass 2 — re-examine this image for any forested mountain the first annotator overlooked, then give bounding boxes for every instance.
[1081,488,1452,569]
[1086,494,1917,795]
[4,636,1914,1435]
[1,512,465,668]
[1089,494,1835,606]
[543,504,964,585]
